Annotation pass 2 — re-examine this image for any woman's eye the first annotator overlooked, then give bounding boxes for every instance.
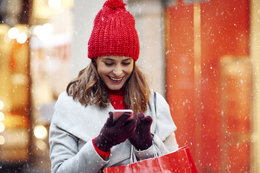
[104,62,113,66]
[122,62,131,66]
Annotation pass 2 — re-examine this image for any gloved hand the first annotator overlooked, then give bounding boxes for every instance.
[129,113,153,150]
[94,112,137,152]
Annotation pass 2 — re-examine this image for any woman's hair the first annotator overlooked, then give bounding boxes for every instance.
[66,60,150,113]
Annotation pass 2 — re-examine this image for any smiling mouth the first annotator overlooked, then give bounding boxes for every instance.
[109,76,124,82]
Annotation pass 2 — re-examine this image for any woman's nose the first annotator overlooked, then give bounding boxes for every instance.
[113,65,123,76]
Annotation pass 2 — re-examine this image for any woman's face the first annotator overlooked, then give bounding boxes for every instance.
[96,56,134,90]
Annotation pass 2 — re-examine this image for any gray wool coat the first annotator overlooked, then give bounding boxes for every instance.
[49,91,178,173]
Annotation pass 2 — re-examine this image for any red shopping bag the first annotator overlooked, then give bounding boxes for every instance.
[103,146,197,173]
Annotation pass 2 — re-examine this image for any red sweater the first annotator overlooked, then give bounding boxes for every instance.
[108,88,127,109]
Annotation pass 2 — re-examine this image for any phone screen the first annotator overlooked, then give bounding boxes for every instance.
[113,109,133,121]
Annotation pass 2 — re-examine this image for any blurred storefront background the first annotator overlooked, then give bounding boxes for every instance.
[0,0,259,173]
[0,0,72,172]
[164,0,260,172]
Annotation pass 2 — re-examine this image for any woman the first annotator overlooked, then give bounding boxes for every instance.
[49,0,178,172]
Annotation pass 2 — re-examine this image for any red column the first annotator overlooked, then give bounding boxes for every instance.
[165,0,198,165]
[165,0,250,172]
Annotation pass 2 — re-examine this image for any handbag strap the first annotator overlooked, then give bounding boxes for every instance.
[153,92,158,133]
[153,92,161,157]
[130,145,137,164]
[154,92,157,115]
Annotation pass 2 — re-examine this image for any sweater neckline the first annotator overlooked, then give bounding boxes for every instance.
[107,88,127,109]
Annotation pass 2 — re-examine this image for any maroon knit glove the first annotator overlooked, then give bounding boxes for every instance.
[94,112,137,152]
[129,113,153,150]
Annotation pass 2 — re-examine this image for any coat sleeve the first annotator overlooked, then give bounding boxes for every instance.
[49,123,109,173]
[133,92,179,160]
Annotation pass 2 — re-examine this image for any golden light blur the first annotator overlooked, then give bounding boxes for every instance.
[33,125,48,140]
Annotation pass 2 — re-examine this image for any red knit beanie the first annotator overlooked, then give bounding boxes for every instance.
[88,0,140,61]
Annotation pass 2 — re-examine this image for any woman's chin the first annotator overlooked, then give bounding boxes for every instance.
[107,85,123,91]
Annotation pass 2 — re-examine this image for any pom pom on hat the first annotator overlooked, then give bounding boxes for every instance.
[88,0,140,61]
[104,0,126,10]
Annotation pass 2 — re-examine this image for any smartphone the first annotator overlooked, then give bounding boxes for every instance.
[112,109,133,122]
